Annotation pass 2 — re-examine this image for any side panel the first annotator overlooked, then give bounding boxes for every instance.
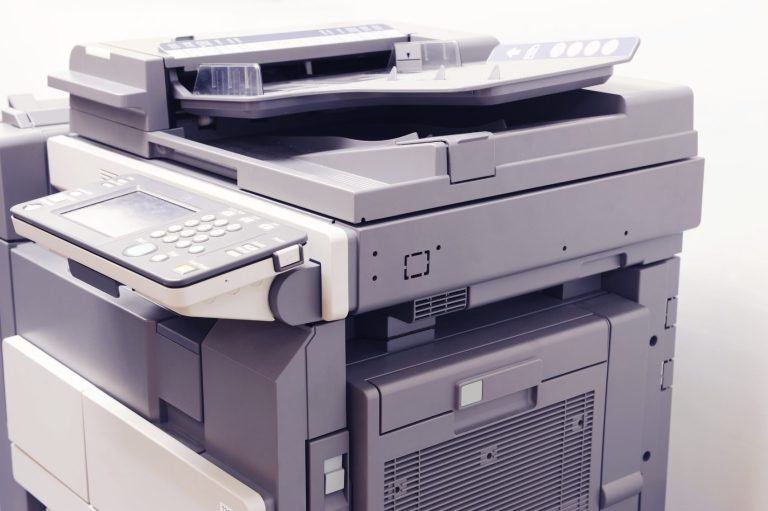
[603,258,682,511]
[579,295,651,511]
[202,320,347,511]
[0,123,63,241]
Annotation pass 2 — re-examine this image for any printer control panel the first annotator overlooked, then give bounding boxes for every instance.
[11,175,307,287]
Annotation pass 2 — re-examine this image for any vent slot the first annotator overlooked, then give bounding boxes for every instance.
[413,288,467,321]
[384,392,595,511]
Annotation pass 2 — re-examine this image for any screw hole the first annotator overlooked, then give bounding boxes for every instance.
[649,335,658,347]
[372,275,378,282]
[436,245,442,250]
[372,250,378,257]
[562,245,568,251]
[486,452,494,460]
[643,451,651,462]
[395,485,401,494]
[624,230,629,236]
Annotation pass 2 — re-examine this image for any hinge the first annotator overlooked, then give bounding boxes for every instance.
[665,297,678,329]
[661,359,674,390]
[399,132,495,183]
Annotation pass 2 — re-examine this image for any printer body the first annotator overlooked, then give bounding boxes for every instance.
[0,23,702,511]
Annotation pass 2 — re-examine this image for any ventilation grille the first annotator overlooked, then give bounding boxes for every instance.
[413,288,468,321]
[384,392,595,511]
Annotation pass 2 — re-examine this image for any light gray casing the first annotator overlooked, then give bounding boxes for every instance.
[0,96,68,511]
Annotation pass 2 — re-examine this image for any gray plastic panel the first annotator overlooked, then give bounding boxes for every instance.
[202,320,346,511]
[602,258,682,511]
[348,301,609,511]
[0,122,66,241]
[0,239,38,511]
[228,77,696,222]
[11,243,176,419]
[354,158,703,313]
[0,240,16,339]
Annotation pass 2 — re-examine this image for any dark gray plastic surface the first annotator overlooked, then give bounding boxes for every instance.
[10,243,210,421]
[0,121,64,241]
[348,301,610,511]
[202,320,346,511]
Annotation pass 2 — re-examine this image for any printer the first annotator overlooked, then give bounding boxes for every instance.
[0,22,703,511]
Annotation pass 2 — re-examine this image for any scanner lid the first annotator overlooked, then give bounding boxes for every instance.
[59,23,638,121]
[163,25,640,119]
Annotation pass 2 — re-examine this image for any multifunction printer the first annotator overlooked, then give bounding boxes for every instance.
[0,22,703,511]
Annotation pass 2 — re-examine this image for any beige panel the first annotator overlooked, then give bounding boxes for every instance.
[2,336,92,500]
[10,444,94,511]
[83,388,266,511]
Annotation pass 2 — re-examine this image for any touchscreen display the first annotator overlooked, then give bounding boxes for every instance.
[62,191,193,237]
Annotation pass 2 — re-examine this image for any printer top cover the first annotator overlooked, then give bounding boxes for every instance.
[45,23,698,225]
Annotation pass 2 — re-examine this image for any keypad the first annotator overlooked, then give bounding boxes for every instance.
[125,209,294,271]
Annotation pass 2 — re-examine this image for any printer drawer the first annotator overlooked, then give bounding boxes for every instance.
[2,335,268,511]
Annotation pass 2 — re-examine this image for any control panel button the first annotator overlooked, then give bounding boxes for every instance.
[197,224,212,232]
[226,223,242,232]
[259,223,276,231]
[150,230,166,238]
[168,225,183,233]
[102,182,115,188]
[150,254,169,263]
[221,210,236,217]
[201,214,216,222]
[173,264,198,275]
[189,246,205,255]
[192,234,209,243]
[185,219,200,227]
[273,244,303,271]
[116,178,128,185]
[180,229,195,238]
[163,235,179,243]
[23,203,43,211]
[175,240,192,249]
[210,229,225,237]
[123,243,157,257]
[213,219,229,227]
[226,250,241,257]
[48,194,69,204]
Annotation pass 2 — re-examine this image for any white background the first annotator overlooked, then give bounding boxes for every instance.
[1,1,767,509]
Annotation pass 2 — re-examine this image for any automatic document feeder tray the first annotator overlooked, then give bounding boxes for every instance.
[11,175,307,320]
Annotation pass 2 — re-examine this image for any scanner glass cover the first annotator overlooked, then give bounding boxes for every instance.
[62,192,193,237]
